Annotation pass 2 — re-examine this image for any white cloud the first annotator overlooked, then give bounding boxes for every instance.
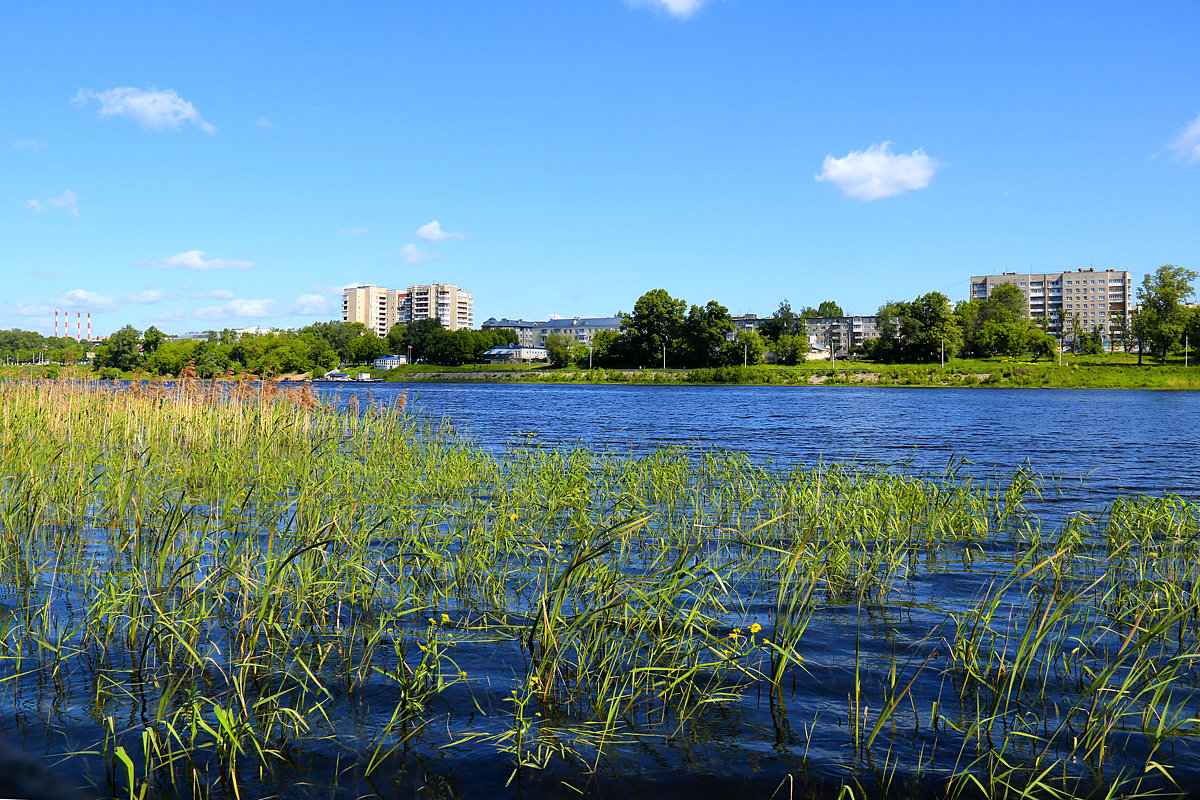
[398,243,441,264]
[816,142,942,201]
[73,87,215,134]
[14,139,46,152]
[12,301,53,317]
[60,289,118,311]
[143,250,257,270]
[194,298,277,320]
[338,226,368,236]
[1169,111,1200,165]
[415,220,470,242]
[291,294,328,315]
[188,288,236,300]
[27,189,79,217]
[14,289,118,315]
[254,116,271,128]
[124,289,172,304]
[627,0,713,19]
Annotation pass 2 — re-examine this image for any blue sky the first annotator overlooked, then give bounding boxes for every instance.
[5,0,1200,336]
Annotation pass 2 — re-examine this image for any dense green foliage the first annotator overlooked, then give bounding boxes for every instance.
[0,327,89,365]
[1136,264,1198,363]
[83,319,519,377]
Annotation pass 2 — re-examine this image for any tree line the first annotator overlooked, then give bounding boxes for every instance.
[867,265,1197,364]
[0,329,90,365]
[14,264,1197,376]
[545,291,845,369]
[87,319,519,377]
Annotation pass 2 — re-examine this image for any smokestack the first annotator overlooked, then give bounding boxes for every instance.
[77,312,81,341]
[55,310,59,338]
[88,313,92,342]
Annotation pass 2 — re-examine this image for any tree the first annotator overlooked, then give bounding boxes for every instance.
[1185,307,1200,361]
[816,300,844,318]
[590,329,623,367]
[400,318,444,363]
[1077,326,1103,356]
[717,330,765,366]
[193,342,233,378]
[774,333,810,365]
[1028,332,1058,362]
[1137,264,1198,363]
[872,293,961,363]
[759,300,801,341]
[959,284,1042,359]
[302,321,369,362]
[93,325,142,372]
[142,326,165,355]
[545,333,576,368]
[348,332,389,364]
[682,301,734,367]
[620,289,687,367]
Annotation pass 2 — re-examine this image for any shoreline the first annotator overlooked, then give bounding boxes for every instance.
[5,363,1199,390]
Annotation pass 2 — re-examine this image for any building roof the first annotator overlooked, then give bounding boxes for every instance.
[533,316,622,329]
[481,318,538,328]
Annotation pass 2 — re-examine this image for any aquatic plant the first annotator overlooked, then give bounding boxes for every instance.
[0,379,1197,798]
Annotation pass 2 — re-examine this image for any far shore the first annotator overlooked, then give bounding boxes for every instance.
[6,356,1199,390]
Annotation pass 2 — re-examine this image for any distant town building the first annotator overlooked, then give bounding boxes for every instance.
[969,268,1132,335]
[343,282,474,337]
[373,355,408,369]
[481,316,623,348]
[805,316,880,356]
[482,346,549,363]
[481,318,540,347]
[731,313,762,334]
[532,317,622,347]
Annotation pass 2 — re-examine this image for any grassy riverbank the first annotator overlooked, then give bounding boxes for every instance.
[2,379,1199,798]
[374,353,1200,389]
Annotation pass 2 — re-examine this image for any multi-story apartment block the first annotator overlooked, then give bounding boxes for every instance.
[407,283,474,331]
[731,313,762,333]
[342,285,404,338]
[804,316,880,355]
[531,316,623,348]
[968,268,1132,335]
[343,282,474,336]
[480,318,540,348]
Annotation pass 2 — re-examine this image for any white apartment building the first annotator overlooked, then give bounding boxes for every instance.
[481,316,623,348]
[969,268,1132,335]
[343,283,474,336]
[804,316,880,355]
[531,317,622,347]
[480,318,540,347]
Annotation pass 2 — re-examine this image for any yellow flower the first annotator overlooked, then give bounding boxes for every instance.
[510,513,518,521]
[749,622,762,634]
[441,613,451,624]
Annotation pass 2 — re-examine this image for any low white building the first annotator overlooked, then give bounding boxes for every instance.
[373,355,408,369]
[482,346,548,363]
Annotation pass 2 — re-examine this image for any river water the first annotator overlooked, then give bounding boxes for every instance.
[317,383,1200,501]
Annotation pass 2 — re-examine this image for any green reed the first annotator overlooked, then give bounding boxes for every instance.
[0,379,1198,798]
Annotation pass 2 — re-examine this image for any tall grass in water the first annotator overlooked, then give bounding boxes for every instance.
[0,379,1198,798]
